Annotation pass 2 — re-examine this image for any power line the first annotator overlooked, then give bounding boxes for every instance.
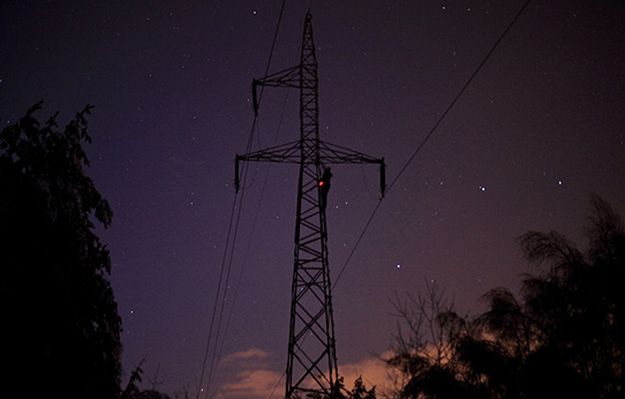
[212,88,291,383]
[196,191,238,399]
[333,0,531,288]
[195,1,288,397]
[265,370,285,399]
[204,89,291,398]
[203,171,249,395]
[204,0,290,392]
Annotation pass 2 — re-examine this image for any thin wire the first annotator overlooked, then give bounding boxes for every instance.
[204,168,250,395]
[198,119,254,399]
[333,0,531,288]
[333,199,382,287]
[196,192,238,399]
[386,0,530,193]
[264,0,288,80]
[198,120,258,399]
[196,0,288,397]
[360,164,379,201]
[266,370,286,399]
[207,92,291,399]
[214,88,291,372]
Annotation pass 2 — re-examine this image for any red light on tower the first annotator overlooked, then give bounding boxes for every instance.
[318,180,325,187]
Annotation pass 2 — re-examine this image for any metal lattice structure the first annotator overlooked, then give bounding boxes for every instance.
[235,13,385,399]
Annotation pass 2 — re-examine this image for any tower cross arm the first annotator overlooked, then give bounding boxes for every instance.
[319,140,382,164]
[254,64,300,88]
[252,64,301,115]
[234,140,301,192]
[318,140,386,198]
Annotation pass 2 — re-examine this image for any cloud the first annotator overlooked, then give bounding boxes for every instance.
[217,368,283,399]
[222,348,271,363]
[214,348,400,399]
[339,351,401,395]
[213,347,282,399]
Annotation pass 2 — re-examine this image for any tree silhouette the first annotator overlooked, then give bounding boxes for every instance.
[121,359,173,399]
[331,376,377,399]
[0,102,121,398]
[387,195,625,399]
[348,376,377,399]
[290,377,376,399]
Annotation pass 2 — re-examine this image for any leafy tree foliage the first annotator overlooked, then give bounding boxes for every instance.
[0,102,121,398]
[387,195,625,399]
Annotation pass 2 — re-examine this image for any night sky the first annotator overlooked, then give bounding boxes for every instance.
[2,1,625,398]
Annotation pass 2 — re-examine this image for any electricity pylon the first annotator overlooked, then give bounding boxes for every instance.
[235,13,385,399]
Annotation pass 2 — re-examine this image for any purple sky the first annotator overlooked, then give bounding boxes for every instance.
[2,1,625,397]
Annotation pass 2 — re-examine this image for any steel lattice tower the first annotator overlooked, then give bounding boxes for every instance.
[235,13,385,399]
